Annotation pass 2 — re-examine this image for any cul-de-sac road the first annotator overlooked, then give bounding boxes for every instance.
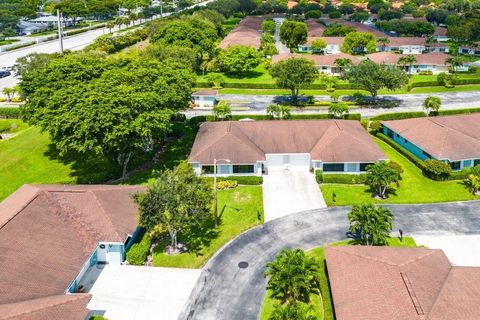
[179,200,480,320]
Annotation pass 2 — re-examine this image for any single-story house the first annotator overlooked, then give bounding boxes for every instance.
[17,20,48,35]
[0,184,144,319]
[188,120,386,175]
[326,246,480,320]
[191,90,218,108]
[366,52,466,74]
[459,43,480,56]
[298,37,344,54]
[433,27,449,42]
[28,15,76,28]
[376,37,448,54]
[382,114,480,170]
[218,16,263,50]
[272,53,360,75]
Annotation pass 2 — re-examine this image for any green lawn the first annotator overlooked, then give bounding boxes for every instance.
[0,39,19,45]
[320,138,479,206]
[0,122,119,201]
[259,237,417,320]
[152,185,264,268]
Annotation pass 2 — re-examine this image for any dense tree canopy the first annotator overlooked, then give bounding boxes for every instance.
[150,16,219,59]
[0,0,40,32]
[279,20,308,52]
[20,53,195,178]
[218,45,262,74]
[341,32,377,55]
[270,58,318,102]
[344,60,408,97]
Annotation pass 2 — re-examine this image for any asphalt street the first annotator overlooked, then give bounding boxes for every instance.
[179,200,480,320]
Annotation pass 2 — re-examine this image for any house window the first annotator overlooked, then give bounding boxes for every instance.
[359,163,374,171]
[404,138,408,143]
[475,159,480,166]
[422,151,432,159]
[450,161,461,170]
[202,165,214,174]
[323,163,345,172]
[386,128,394,139]
[218,165,231,175]
[233,165,255,174]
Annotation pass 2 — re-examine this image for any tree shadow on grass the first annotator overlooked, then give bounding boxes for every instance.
[43,143,121,184]
[225,70,264,79]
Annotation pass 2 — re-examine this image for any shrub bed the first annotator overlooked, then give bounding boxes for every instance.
[376,133,426,171]
[315,169,323,183]
[370,107,480,121]
[322,173,367,184]
[202,175,263,185]
[0,108,21,118]
[126,231,152,266]
[423,159,452,181]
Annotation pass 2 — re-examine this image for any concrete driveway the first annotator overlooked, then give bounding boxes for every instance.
[414,235,480,267]
[263,167,326,221]
[179,201,480,320]
[87,265,201,320]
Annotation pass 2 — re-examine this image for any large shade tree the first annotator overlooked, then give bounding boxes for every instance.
[135,162,214,254]
[279,20,308,52]
[20,53,195,179]
[270,58,319,103]
[348,203,394,245]
[264,248,321,304]
[343,60,408,98]
[218,45,262,75]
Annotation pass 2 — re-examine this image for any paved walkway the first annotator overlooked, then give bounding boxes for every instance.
[263,167,326,221]
[179,201,480,320]
[87,265,201,320]
[414,235,480,267]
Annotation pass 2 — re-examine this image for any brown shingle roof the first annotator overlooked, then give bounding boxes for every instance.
[218,16,263,50]
[188,120,386,164]
[387,37,426,46]
[367,52,450,66]
[192,89,218,96]
[382,114,480,161]
[325,246,480,320]
[306,36,344,46]
[0,184,144,319]
[272,53,360,66]
[306,19,325,37]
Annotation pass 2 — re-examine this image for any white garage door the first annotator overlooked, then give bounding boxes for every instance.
[266,154,310,168]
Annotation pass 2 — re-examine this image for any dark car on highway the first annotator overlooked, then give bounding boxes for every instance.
[0,70,11,78]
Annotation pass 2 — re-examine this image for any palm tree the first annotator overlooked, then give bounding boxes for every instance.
[425,36,438,52]
[270,302,317,320]
[106,21,114,33]
[398,55,417,75]
[348,203,393,246]
[365,162,401,199]
[464,165,480,195]
[446,56,464,73]
[423,96,441,116]
[328,102,350,119]
[264,248,321,304]
[377,37,390,52]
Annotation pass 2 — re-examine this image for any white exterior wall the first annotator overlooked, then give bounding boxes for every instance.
[266,153,311,168]
[325,44,341,54]
[400,46,425,54]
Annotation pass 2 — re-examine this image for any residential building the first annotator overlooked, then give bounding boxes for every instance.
[326,246,480,320]
[298,37,344,54]
[433,27,449,42]
[376,37,449,54]
[0,184,144,318]
[191,90,218,108]
[188,120,386,175]
[272,53,360,75]
[366,52,465,74]
[17,20,48,35]
[218,16,263,50]
[459,43,480,56]
[382,114,480,170]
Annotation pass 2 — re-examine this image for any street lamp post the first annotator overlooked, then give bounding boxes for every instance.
[213,158,230,227]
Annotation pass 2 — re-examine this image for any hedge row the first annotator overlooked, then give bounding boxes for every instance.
[5,41,36,51]
[370,107,480,121]
[0,108,21,118]
[323,173,367,184]
[126,231,151,266]
[188,113,361,126]
[376,133,427,171]
[377,133,473,181]
[202,175,263,185]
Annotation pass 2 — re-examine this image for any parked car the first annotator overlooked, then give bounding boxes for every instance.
[0,70,11,78]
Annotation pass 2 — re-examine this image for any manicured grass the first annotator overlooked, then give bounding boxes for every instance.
[259,237,417,320]
[0,123,119,201]
[320,138,479,206]
[0,39,19,45]
[0,119,28,133]
[152,185,264,268]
